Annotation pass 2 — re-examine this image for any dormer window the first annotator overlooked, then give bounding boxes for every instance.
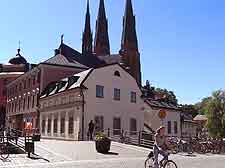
[114,71,120,77]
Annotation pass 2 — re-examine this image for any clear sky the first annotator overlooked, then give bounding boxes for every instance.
[0,0,224,105]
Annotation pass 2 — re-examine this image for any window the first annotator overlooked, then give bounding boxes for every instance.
[18,99,21,112]
[68,117,74,134]
[28,79,31,88]
[23,98,26,110]
[19,83,22,91]
[32,95,35,108]
[33,77,36,85]
[9,103,11,113]
[114,71,120,77]
[130,118,137,135]
[168,121,171,134]
[174,121,178,134]
[94,116,104,132]
[42,120,45,134]
[131,92,136,103]
[114,88,120,101]
[11,102,14,113]
[96,85,104,98]
[53,118,57,133]
[60,117,65,134]
[14,101,17,112]
[47,119,51,133]
[23,81,26,89]
[113,117,121,135]
[27,96,30,109]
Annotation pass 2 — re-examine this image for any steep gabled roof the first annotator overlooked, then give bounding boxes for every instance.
[193,115,207,121]
[59,43,104,67]
[145,99,179,111]
[44,54,87,68]
[40,68,93,98]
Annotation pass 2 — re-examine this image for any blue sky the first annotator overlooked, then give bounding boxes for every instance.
[0,0,225,104]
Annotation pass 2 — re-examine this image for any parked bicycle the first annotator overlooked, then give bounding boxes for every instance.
[145,151,177,168]
[0,143,9,159]
[120,131,131,144]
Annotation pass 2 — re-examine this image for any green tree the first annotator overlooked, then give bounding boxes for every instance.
[180,104,198,118]
[155,88,178,105]
[195,97,212,115]
[206,90,225,138]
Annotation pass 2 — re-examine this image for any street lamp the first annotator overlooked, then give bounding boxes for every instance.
[78,86,87,141]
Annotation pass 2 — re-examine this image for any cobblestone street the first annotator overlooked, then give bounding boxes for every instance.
[0,140,225,168]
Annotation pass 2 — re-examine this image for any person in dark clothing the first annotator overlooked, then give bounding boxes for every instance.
[88,120,95,140]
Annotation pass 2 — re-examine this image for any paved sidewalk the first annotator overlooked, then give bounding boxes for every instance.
[34,140,150,161]
[0,139,225,168]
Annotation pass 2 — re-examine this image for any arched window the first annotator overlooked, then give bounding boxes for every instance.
[114,71,120,77]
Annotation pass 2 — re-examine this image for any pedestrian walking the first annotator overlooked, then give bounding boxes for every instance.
[88,120,95,140]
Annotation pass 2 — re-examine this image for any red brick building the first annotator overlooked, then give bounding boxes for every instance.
[0,49,29,128]
[6,47,88,131]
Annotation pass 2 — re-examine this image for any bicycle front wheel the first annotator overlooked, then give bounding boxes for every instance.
[0,145,9,160]
[163,160,177,168]
[145,157,154,168]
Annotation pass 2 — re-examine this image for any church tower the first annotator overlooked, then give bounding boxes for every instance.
[82,0,93,55]
[94,0,110,56]
[120,0,141,86]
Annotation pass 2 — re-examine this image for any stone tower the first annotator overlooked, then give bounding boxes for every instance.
[94,0,110,56]
[120,0,141,86]
[82,0,93,55]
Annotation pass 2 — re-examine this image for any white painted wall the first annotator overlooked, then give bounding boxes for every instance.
[83,64,145,138]
[144,104,181,137]
[39,91,82,140]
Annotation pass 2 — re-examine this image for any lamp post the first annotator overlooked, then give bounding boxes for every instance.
[79,87,86,141]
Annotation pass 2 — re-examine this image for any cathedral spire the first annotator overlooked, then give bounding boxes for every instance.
[120,0,141,86]
[120,0,138,51]
[82,0,93,55]
[94,0,110,56]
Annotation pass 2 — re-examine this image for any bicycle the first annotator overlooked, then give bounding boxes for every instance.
[0,143,9,160]
[145,151,177,168]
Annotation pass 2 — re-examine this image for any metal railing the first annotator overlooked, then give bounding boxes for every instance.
[0,128,35,157]
[92,128,155,149]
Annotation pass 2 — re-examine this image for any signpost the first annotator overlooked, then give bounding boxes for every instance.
[158,109,167,125]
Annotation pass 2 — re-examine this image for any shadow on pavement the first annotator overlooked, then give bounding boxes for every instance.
[104,152,119,155]
[27,153,50,162]
[184,154,197,157]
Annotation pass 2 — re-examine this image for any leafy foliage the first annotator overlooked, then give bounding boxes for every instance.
[155,88,178,105]
[179,104,198,118]
[95,132,108,141]
[205,90,225,138]
[142,80,178,105]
